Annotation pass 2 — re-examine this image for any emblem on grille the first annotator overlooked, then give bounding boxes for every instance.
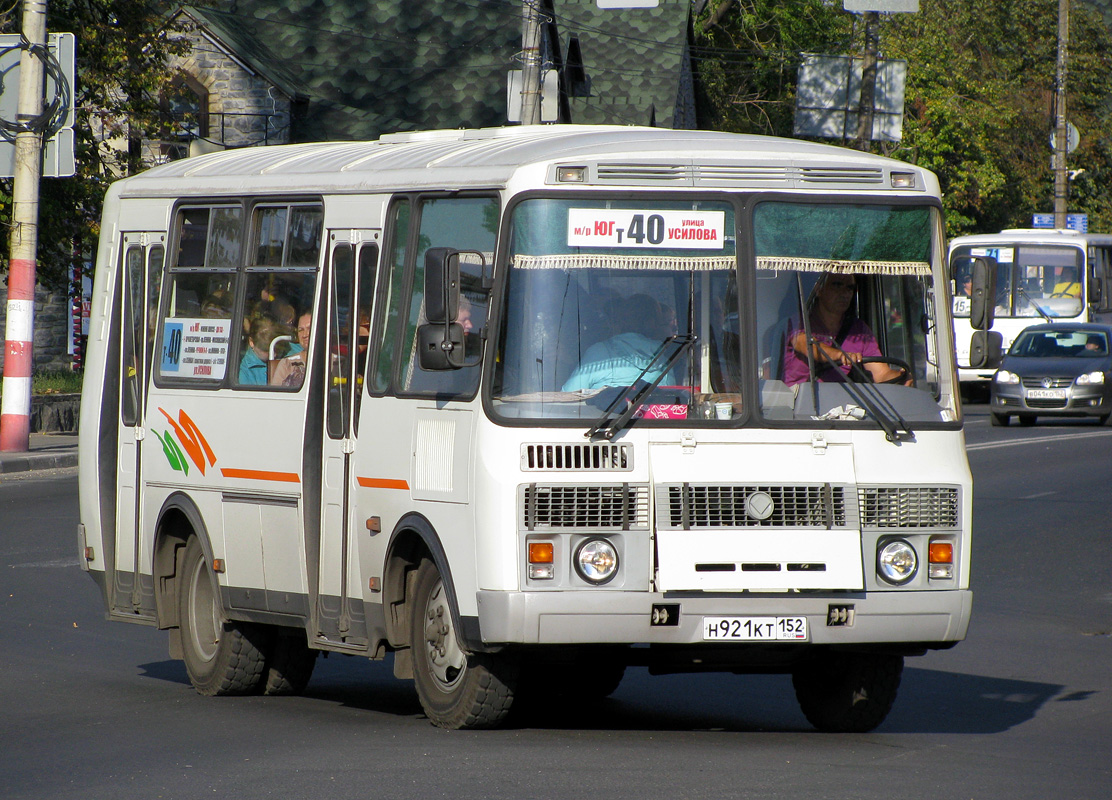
[1041,377,1053,389]
[745,491,775,521]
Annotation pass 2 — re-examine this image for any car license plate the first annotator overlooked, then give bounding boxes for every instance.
[702,616,808,641]
[1026,388,1066,399]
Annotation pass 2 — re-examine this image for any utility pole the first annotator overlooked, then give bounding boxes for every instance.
[1053,0,1069,229]
[854,11,880,151]
[520,0,543,125]
[1,0,48,453]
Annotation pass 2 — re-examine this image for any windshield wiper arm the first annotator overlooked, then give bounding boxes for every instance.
[1017,287,1053,321]
[811,348,914,444]
[586,334,698,441]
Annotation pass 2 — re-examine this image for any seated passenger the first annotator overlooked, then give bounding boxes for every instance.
[562,294,676,391]
[239,313,288,385]
[271,310,311,387]
[783,273,908,386]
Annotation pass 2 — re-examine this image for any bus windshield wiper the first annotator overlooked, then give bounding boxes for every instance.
[586,334,697,441]
[810,346,915,444]
[1017,287,1053,321]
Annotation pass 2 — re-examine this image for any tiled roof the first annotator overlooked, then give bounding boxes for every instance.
[179,0,692,140]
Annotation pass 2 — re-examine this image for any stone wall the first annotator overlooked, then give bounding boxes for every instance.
[171,22,292,149]
[0,282,77,373]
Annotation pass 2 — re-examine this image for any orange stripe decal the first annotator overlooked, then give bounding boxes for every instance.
[220,468,301,483]
[357,477,410,490]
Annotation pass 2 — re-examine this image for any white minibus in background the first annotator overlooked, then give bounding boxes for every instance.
[79,125,975,732]
[949,228,1112,389]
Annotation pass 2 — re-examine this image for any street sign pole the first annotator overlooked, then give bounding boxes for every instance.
[0,0,48,453]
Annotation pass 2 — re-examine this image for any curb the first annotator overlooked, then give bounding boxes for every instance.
[0,451,79,474]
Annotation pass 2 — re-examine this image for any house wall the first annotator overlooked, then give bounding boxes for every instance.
[170,23,293,149]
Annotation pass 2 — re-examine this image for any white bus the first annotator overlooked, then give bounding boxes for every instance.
[79,125,974,732]
[949,228,1112,387]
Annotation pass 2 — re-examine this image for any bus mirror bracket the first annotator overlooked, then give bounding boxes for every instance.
[968,329,1002,369]
[969,256,997,330]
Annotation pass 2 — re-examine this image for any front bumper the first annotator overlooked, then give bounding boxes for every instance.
[991,383,1111,417]
[476,589,972,647]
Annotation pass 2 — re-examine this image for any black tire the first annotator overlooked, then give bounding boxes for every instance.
[990,412,1009,427]
[178,536,268,696]
[1097,414,1110,426]
[409,559,517,729]
[1018,414,1037,426]
[792,652,903,733]
[263,629,318,696]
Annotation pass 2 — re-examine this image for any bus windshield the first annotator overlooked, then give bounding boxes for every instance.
[951,243,1084,320]
[491,197,954,428]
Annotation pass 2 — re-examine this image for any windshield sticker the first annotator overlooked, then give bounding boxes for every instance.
[971,246,1014,264]
[568,209,726,250]
[160,317,232,379]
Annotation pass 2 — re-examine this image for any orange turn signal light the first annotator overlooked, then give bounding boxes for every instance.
[528,542,554,564]
[928,541,953,564]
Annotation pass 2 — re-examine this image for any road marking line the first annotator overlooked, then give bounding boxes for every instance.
[966,430,1112,451]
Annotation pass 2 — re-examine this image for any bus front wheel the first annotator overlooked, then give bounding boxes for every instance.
[792,652,903,733]
[409,559,517,729]
[178,536,268,696]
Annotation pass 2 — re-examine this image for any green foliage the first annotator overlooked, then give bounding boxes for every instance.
[883,0,1112,237]
[0,1,198,290]
[695,0,1112,238]
[693,0,853,134]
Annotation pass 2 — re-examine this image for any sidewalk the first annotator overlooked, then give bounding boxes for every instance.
[0,432,79,474]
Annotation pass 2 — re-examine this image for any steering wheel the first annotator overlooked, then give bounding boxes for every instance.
[847,356,912,384]
[1049,291,1076,299]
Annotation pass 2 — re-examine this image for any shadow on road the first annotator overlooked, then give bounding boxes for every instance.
[137,654,1066,735]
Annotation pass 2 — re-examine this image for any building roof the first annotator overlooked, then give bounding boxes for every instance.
[178,0,693,141]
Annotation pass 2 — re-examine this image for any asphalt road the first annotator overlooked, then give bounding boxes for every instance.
[1,405,1109,800]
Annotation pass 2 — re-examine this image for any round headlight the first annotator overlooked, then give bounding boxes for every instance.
[877,540,918,585]
[574,538,619,585]
[1076,371,1105,385]
[994,370,1019,385]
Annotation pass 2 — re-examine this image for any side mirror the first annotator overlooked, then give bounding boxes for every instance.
[969,256,998,330]
[417,322,466,370]
[1088,275,1103,307]
[968,329,1003,369]
[424,247,460,325]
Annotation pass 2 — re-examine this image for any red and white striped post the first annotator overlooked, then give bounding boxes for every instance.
[0,0,48,452]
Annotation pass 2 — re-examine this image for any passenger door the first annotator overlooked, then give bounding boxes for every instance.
[316,231,379,645]
[113,233,165,615]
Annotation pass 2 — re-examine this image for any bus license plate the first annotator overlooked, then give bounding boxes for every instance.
[702,616,808,641]
[1026,388,1066,399]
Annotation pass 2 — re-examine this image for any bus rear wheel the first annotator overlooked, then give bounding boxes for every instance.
[792,652,903,733]
[409,559,517,729]
[178,536,267,696]
[263,629,318,696]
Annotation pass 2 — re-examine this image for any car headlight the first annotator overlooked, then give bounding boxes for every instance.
[994,370,1020,385]
[877,539,918,585]
[1076,371,1105,385]
[574,538,619,585]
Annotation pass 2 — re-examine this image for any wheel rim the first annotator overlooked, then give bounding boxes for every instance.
[186,556,220,662]
[422,578,467,692]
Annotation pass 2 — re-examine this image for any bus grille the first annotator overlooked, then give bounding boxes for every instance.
[857,486,959,529]
[522,484,650,530]
[521,443,633,471]
[659,484,849,529]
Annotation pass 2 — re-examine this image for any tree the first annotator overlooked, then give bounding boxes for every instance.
[882,0,1112,237]
[0,1,196,290]
[693,0,852,135]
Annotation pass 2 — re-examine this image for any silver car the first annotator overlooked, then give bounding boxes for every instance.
[990,323,1112,426]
